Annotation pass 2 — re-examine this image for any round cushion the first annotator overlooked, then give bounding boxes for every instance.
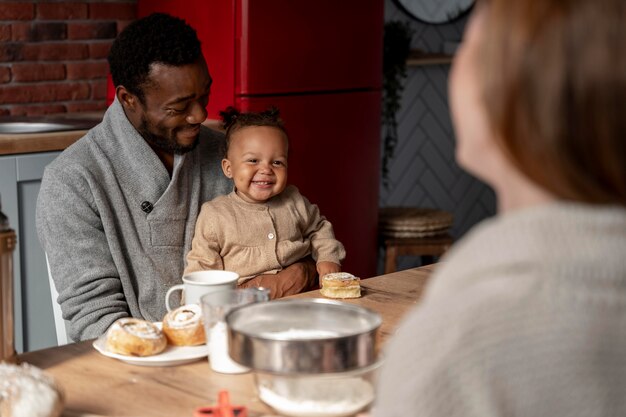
[379,207,453,238]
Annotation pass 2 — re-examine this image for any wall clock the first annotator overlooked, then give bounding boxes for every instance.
[395,0,474,24]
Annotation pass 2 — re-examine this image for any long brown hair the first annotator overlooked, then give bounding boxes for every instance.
[479,0,626,205]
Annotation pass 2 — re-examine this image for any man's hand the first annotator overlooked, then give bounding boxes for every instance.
[238,257,318,299]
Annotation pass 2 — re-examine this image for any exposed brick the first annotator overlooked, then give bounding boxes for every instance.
[0,1,136,116]
[0,44,23,62]
[0,25,10,42]
[7,106,27,116]
[31,22,67,42]
[12,63,65,82]
[59,82,91,101]
[11,23,30,42]
[68,22,116,40]
[0,3,34,20]
[37,2,88,20]
[66,61,108,80]
[66,100,106,113]
[117,20,133,34]
[89,2,136,20]
[9,104,67,116]
[89,41,112,59]
[0,82,90,104]
[22,43,89,61]
[90,79,108,99]
[0,84,53,104]
[0,66,11,84]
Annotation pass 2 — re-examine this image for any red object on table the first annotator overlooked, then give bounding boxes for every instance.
[194,390,247,417]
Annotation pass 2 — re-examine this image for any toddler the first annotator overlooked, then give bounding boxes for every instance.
[184,107,345,291]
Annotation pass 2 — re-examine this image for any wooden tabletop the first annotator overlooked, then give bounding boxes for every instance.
[17,265,435,417]
[0,130,89,155]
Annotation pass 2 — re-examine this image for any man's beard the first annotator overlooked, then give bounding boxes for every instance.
[139,119,200,155]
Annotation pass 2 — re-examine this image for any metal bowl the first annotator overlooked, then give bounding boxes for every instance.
[226,298,381,374]
[0,116,100,134]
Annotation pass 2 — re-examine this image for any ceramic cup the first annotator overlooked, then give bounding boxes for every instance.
[200,287,270,374]
[165,270,239,311]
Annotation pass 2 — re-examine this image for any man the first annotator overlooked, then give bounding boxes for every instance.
[37,13,315,342]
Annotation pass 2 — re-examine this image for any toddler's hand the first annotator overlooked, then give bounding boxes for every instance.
[316,261,341,285]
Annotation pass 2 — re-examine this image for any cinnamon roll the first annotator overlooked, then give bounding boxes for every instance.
[162,304,206,346]
[105,318,167,357]
[320,272,361,299]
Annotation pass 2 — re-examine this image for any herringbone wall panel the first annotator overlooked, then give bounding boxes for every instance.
[379,1,496,273]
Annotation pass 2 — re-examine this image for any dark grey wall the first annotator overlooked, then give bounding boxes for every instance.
[378,1,496,272]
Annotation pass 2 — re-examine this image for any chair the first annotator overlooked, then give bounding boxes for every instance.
[379,207,454,273]
[45,253,71,345]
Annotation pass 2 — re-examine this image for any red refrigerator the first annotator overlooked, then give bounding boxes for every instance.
[136,0,383,278]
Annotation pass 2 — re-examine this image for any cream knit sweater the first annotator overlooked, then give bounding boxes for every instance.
[373,203,626,417]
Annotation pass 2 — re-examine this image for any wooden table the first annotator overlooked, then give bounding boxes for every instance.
[17,265,435,417]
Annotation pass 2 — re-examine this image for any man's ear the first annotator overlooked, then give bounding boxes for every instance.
[116,86,139,111]
[221,159,233,178]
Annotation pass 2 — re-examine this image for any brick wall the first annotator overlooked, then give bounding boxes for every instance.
[0,0,137,116]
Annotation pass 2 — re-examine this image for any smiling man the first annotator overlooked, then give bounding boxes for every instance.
[36,13,314,342]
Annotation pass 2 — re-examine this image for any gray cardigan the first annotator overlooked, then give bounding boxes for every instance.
[36,99,231,341]
[373,203,626,417]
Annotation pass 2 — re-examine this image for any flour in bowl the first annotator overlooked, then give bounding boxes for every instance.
[259,328,340,340]
[258,375,374,417]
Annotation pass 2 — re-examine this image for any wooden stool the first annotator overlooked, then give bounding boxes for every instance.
[379,207,454,274]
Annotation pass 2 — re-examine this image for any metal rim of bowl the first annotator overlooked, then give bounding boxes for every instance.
[226,298,382,374]
[253,357,385,378]
[231,298,381,337]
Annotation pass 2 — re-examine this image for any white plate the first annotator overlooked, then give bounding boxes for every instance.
[92,322,208,367]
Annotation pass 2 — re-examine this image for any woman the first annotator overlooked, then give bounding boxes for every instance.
[372,0,626,416]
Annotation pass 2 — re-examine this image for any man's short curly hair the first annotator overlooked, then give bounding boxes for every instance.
[107,13,202,103]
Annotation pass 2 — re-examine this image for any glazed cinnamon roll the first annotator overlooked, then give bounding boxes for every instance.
[105,318,167,357]
[320,272,362,299]
[162,304,206,346]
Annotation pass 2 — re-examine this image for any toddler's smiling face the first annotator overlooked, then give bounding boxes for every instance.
[222,125,289,204]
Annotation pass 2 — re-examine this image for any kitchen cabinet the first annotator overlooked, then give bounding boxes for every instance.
[0,151,60,352]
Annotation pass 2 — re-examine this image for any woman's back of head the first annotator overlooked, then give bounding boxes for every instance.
[479,0,626,206]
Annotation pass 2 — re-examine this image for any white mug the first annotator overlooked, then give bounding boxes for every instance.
[165,270,239,311]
